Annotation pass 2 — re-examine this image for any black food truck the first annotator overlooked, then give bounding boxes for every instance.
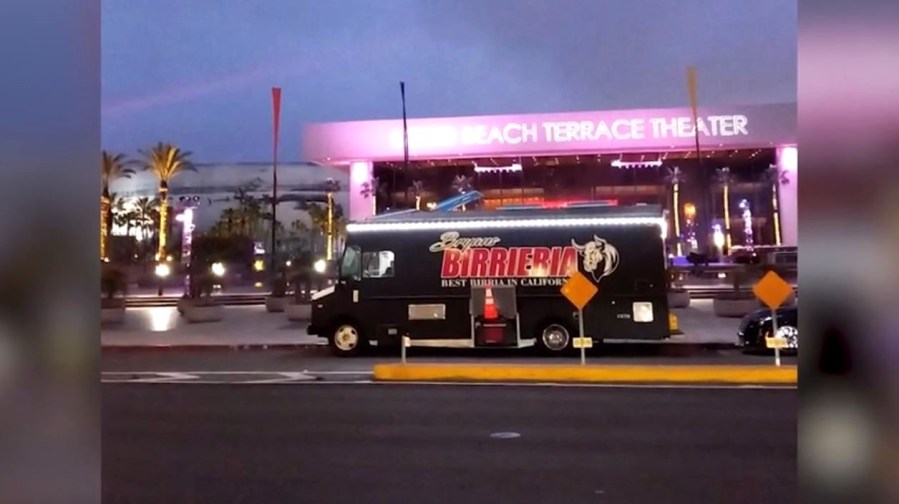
[307,204,676,356]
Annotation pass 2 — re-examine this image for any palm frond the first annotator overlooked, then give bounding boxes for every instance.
[139,142,195,183]
[715,167,732,184]
[101,151,137,191]
[664,166,685,185]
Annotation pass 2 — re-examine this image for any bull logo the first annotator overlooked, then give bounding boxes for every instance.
[571,236,619,283]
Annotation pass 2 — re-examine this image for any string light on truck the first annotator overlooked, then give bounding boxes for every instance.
[346,217,667,234]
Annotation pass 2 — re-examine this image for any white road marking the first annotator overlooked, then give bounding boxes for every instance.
[100,371,794,389]
[125,372,200,383]
[490,432,522,439]
[242,372,317,384]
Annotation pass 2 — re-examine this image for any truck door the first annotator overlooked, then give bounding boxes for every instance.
[357,247,407,343]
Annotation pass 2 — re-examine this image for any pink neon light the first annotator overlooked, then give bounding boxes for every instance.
[778,145,798,172]
[303,103,796,163]
[350,161,372,183]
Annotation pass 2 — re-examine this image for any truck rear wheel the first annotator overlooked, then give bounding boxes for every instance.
[537,322,573,354]
[329,322,365,357]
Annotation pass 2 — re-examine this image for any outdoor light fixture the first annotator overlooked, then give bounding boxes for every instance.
[683,202,698,252]
[611,159,663,169]
[211,262,226,277]
[739,199,753,247]
[712,224,725,251]
[313,259,327,274]
[684,203,696,220]
[154,262,171,297]
[175,207,195,268]
[473,163,522,174]
[346,216,667,233]
[253,259,265,272]
[155,263,171,278]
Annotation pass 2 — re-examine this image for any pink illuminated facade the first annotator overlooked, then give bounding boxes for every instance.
[302,102,797,249]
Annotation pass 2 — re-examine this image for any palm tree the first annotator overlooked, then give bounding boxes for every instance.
[360,177,382,216]
[408,180,425,210]
[134,197,160,244]
[323,178,341,260]
[290,218,310,237]
[109,193,129,236]
[716,167,733,251]
[100,151,136,260]
[451,174,473,210]
[139,142,195,260]
[765,164,790,246]
[664,167,686,255]
[305,203,328,256]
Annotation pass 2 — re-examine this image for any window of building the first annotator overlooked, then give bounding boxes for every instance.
[362,250,395,278]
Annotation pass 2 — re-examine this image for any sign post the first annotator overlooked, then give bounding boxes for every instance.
[401,336,410,364]
[752,270,794,367]
[560,271,598,366]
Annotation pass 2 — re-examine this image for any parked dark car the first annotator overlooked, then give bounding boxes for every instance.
[737,305,798,353]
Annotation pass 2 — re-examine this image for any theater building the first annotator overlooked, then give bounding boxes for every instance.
[301,102,797,255]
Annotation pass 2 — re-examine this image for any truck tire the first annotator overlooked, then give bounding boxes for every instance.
[536,321,573,354]
[329,321,365,357]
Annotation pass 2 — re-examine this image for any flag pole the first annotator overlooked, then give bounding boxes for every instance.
[686,67,711,253]
[270,87,281,283]
[400,81,409,209]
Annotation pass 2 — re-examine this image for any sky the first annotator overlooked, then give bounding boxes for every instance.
[101,0,796,163]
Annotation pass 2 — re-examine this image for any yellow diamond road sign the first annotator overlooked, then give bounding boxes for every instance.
[561,271,598,311]
[753,271,793,310]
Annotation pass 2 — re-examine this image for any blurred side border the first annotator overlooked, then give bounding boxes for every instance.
[0,1,101,503]
[800,1,899,502]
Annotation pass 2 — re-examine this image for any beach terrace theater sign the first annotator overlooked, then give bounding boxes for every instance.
[303,103,795,162]
[301,102,797,245]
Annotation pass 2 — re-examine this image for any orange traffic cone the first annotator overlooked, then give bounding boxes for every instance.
[484,285,498,320]
[482,284,503,344]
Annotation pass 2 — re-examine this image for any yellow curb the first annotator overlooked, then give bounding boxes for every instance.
[372,363,797,385]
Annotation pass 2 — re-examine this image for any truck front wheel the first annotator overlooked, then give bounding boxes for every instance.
[537,322,573,354]
[329,322,365,357]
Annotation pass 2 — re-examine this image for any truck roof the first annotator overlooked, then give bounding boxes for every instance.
[346,204,665,233]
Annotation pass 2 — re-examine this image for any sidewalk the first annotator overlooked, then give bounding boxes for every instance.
[101,300,740,349]
[101,305,324,349]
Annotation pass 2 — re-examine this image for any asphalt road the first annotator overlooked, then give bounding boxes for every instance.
[101,345,796,379]
[103,383,796,503]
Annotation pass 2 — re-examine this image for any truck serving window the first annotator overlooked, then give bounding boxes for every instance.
[340,246,361,281]
[362,250,395,279]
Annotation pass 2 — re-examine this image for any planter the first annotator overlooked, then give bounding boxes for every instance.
[265,296,288,313]
[285,301,311,322]
[713,292,759,318]
[183,300,224,323]
[177,297,191,316]
[667,289,691,309]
